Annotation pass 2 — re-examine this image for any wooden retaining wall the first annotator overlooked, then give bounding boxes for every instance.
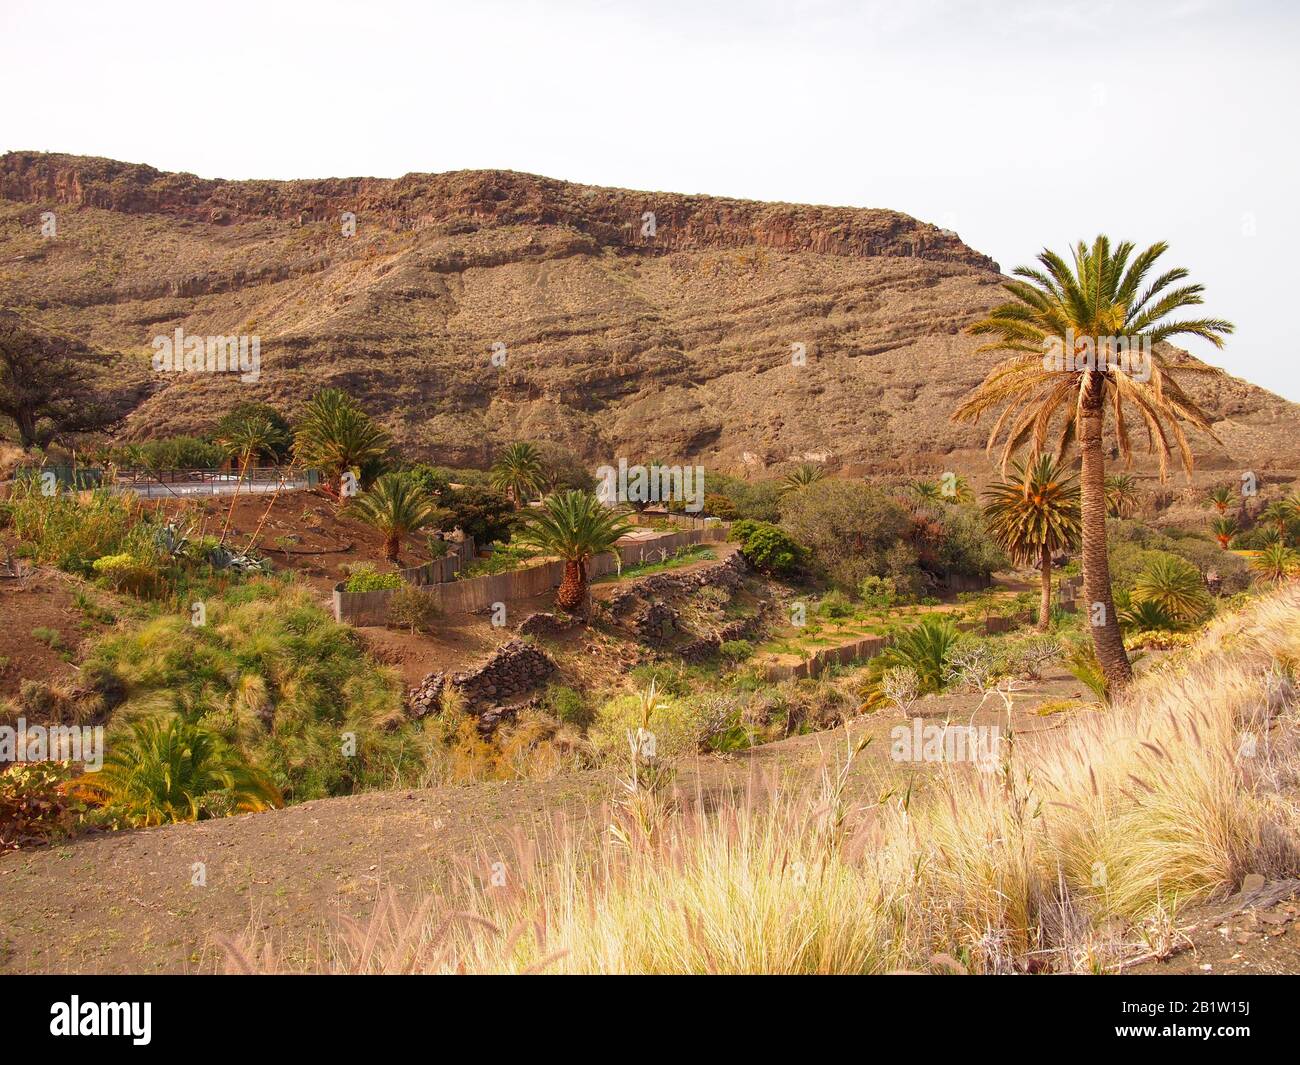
[334,527,728,624]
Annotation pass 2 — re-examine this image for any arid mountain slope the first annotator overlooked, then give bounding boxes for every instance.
[2,151,1296,476]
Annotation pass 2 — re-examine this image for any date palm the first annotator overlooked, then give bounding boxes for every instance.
[515,490,632,618]
[347,472,440,564]
[953,236,1233,691]
[1211,515,1239,549]
[781,463,825,495]
[1103,473,1141,518]
[490,442,545,509]
[1131,555,1210,623]
[981,454,1081,631]
[1205,485,1236,515]
[1259,500,1293,543]
[293,389,391,502]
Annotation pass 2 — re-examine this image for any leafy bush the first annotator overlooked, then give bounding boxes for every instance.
[858,575,898,609]
[718,639,754,663]
[700,472,783,523]
[780,481,912,591]
[344,564,403,592]
[544,685,593,727]
[590,690,709,762]
[729,519,803,575]
[816,590,855,619]
[92,552,160,595]
[702,493,739,521]
[386,584,439,634]
[110,436,226,471]
[0,761,92,850]
[438,486,517,546]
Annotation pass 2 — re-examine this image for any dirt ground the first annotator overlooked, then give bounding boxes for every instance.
[0,663,1088,974]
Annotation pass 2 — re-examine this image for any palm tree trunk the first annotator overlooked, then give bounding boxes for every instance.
[1038,542,1052,632]
[556,559,585,614]
[385,531,400,565]
[1079,383,1133,691]
[219,456,250,546]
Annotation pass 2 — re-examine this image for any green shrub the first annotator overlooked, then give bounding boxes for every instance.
[344,564,403,592]
[590,691,709,762]
[718,639,754,663]
[386,584,439,634]
[544,684,592,727]
[858,575,897,609]
[730,520,803,575]
[816,590,854,620]
[92,552,160,595]
[0,762,93,850]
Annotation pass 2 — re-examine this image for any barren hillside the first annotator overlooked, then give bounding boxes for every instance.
[2,151,1297,476]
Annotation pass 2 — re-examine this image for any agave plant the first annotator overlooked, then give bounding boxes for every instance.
[78,717,281,827]
[514,490,632,617]
[490,442,545,509]
[293,389,392,501]
[1131,555,1210,623]
[347,472,441,564]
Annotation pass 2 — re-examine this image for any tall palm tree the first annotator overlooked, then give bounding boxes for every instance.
[490,442,545,509]
[292,389,391,502]
[515,490,632,617]
[1211,515,1239,549]
[1103,473,1141,518]
[953,237,1233,691]
[78,717,281,827]
[347,472,440,564]
[780,463,825,495]
[216,411,280,545]
[981,454,1081,631]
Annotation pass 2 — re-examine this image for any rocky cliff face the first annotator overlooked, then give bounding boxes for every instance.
[2,150,1296,478]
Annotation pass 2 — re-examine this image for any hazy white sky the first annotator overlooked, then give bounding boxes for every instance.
[3,0,1296,398]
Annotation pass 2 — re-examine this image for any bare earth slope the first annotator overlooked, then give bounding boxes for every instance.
[2,151,1298,475]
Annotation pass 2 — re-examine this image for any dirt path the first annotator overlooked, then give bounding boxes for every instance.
[0,665,1085,974]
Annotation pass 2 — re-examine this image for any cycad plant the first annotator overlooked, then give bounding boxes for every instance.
[293,389,391,501]
[875,615,960,693]
[347,472,441,564]
[1131,555,1210,624]
[953,236,1233,691]
[79,717,281,827]
[1205,485,1236,515]
[490,442,545,509]
[1251,542,1296,583]
[981,454,1081,631]
[515,490,632,617]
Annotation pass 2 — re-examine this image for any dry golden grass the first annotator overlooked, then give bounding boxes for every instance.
[229,584,1300,974]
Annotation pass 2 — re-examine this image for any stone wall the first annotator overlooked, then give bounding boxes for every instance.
[407,639,555,723]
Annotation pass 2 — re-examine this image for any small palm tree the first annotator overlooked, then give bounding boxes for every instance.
[490,442,545,509]
[1131,555,1210,623]
[347,472,440,564]
[515,490,632,617]
[1206,485,1236,515]
[1118,596,1178,632]
[874,615,960,692]
[953,236,1233,692]
[781,464,825,495]
[908,479,944,504]
[1103,473,1141,518]
[1259,500,1293,543]
[981,455,1081,631]
[216,411,280,544]
[79,717,281,827]
[1251,542,1296,583]
[293,389,391,501]
[1211,515,1239,549]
